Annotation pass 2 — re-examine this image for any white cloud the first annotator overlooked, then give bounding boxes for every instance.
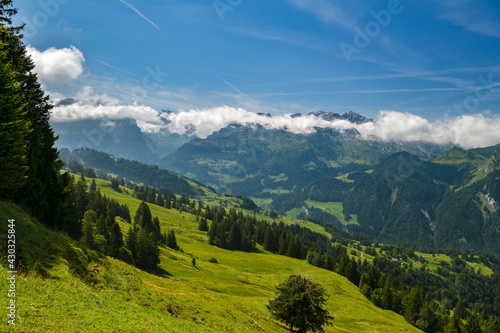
[50,88,500,148]
[27,45,85,84]
[164,106,354,138]
[355,111,500,148]
[165,107,500,148]
[50,87,165,133]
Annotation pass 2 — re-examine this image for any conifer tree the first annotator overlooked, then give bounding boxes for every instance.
[382,276,393,310]
[90,179,97,192]
[134,201,152,229]
[444,316,460,333]
[337,252,350,276]
[136,229,159,269]
[81,210,97,249]
[464,314,482,333]
[486,317,500,333]
[0,10,68,227]
[109,222,123,258]
[198,217,208,232]
[166,229,179,250]
[0,39,29,191]
[96,214,110,240]
[264,226,275,252]
[345,258,360,286]
[126,225,138,259]
[278,232,288,255]
[228,224,242,250]
[268,275,333,333]
[156,192,164,207]
[404,288,424,325]
[208,218,218,245]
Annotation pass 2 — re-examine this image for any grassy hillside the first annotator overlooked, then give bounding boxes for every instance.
[0,178,422,332]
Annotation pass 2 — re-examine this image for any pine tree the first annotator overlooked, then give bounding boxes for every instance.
[67,175,89,239]
[345,258,360,286]
[109,222,123,258]
[404,288,424,325]
[264,226,275,252]
[0,0,17,24]
[81,210,97,249]
[382,277,393,310]
[198,217,208,232]
[0,17,69,228]
[90,179,97,192]
[0,39,29,191]
[464,314,482,333]
[126,225,138,259]
[96,214,110,240]
[337,252,350,276]
[146,187,156,203]
[134,201,152,229]
[151,216,161,244]
[156,192,164,207]
[444,316,460,333]
[208,218,218,245]
[111,178,119,190]
[136,228,159,269]
[486,317,500,333]
[454,299,466,321]
[268,275,334,332]
[278,232,288,255]
[228,224,242,250]
[166,230,179,250]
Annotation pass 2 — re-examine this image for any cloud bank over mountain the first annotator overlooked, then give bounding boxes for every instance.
[50,95,500,148]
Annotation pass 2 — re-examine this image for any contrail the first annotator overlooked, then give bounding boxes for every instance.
[92,58,135,76]
[119,0,162,32]
[214,72,248,97]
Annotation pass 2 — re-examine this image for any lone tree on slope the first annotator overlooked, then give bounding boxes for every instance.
[268,275,333,333]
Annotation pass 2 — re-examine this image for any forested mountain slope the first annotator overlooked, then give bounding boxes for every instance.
[343,148,500,254]
[160,122,449,196]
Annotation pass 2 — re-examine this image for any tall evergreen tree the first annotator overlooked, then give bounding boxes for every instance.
[345,258,360,286]
[337,252,350,276]
[81,210,97,249]
[166,229,179,250]
[382,277,393,310]
[228,224,242,250]
[96,214,110,241]
[404,287,424,325]
[136,228,159,269]
[156,192,164,207]
[126,225,138,259]
[109,222,123,258]
[0,12,69,227]
[0,38,29,191]
[264,226,275,252]
[134,201,152,229]
[198,217,208,232]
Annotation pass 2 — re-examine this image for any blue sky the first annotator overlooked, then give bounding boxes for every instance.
[13,0,500,122]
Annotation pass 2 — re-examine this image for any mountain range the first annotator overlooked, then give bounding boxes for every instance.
[53,111,500,255]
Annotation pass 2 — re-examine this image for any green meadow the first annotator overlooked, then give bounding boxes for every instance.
[0,176,422,332]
